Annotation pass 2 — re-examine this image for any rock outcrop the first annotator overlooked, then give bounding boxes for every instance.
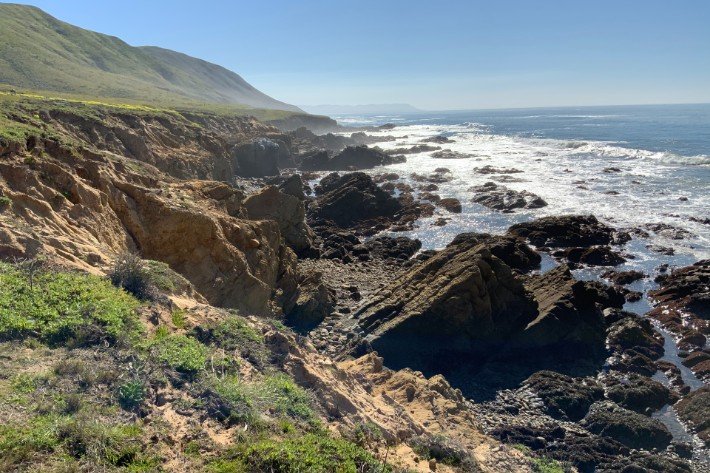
[299,145,405,171]
[470,182,547,212]
[309,172,402,228]
[581,401,672,450]
[231,138,282,177]
[508,215,630,247]
[512,265,624,356]
[243,185,316,256]
[524,371,604,421]
[353,236,538,374]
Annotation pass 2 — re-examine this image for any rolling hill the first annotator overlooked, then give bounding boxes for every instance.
[0,3,301,112]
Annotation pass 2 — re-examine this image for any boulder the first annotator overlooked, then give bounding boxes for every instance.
[232,138,281,177]
[243,185,315,256]
[431,149,472,159]
[602,373,673,413]
[353,237,538,374]
[601,269,645,285]
[284,271,336,331]
[470,182,547,212]
[328,145,405,170]
[447,233,541,272]
[606,317,664,360]
[512,265,623,355]
[299,150,330,171]
[675,386,710,446]
[386,144,441,154]
[360,236,422,261]
[421,135,453,144]
[309,173,402,228]
[437,197,462,213]
[508,215,630,248]
[277,174,306,200]
[582,401,672,450]
[524,371,603,421]
[556,246,626,266]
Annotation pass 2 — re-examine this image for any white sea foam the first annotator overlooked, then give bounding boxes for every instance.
[349,123,710,261]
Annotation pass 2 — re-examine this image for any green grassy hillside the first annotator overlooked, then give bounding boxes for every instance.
[0,3,301,112]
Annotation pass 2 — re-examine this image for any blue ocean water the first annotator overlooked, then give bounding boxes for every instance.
[336,103,710,159]
[333,103,710,260]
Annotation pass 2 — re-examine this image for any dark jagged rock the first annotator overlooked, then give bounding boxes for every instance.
[386,144,441,154]
[513,265,624,356]
[360,236,421,261]
[508,215,630,248]
[421,135,453,144]
[437,197,462,213]
[602,373,673,413]
[447,233,541,272]
[675,386,710,446]
[524,371,603,421]
[601,269,645,285]
[353,237,538,374]
[299,149,330,171]
[309,172,402,228]
[284,271,336,331]
[474,165,523,174]
[581,401,672,450]
[606,317,664,359]
[232,138,282,177]
[470,182,547,212]
[277,174,306,200]
[431,149,472,159]
[328,145,405,170]
[555,245,626,266]
[648,260,709,370]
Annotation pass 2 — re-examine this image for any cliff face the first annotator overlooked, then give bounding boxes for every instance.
[0,99,300,315]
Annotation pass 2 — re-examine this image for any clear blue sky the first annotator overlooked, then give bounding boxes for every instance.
[19,0,710,110]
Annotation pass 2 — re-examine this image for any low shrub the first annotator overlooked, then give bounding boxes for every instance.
[118,380,145,410]
[201,375,255,426]
[0,262,140,346]
[109,253,154,300]
[213,432,387,473]
[149,334,207,374]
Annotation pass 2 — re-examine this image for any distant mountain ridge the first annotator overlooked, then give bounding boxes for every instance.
[302,103,422,115]
[0,3,301,112]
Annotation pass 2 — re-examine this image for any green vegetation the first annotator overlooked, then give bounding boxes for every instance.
[0,259,393,472]
[0,195,11,210]
[149,333,208,374]
[202,373,315,426]
[211,433,388,473]
[0,414,156,470]
[532,458,565,473]
[109,252,155,301]
[0,4,300,113]
[145,259,193,296]
[0,261,140,345]
[117,380,146,411]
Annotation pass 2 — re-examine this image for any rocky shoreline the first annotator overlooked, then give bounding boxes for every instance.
[0,99,707,472]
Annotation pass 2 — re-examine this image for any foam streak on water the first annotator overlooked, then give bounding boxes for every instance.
[356,122,710,262]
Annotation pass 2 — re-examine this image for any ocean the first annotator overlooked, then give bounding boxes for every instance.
[333,103,710,264]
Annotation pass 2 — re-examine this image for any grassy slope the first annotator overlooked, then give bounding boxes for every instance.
[0,3,301,112]
[0,90,299,146]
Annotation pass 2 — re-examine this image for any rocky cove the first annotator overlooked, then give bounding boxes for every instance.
[0,98,708,473]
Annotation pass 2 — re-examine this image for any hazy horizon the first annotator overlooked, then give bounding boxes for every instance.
[11,0,710,110]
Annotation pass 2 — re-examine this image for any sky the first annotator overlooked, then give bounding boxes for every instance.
[17,0,710,110]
